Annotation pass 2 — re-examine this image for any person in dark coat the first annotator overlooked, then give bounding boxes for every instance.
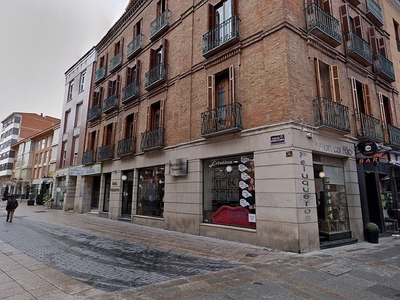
[6,195,18,223]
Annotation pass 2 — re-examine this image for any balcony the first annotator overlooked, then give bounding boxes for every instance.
[313,98,350,134]
[102,94,119,114]
[201,102,243,137]
[127,34,143,59]
[366,0,383,28]
[345,32,372,67]
[150,9,171,40]
[374,53,395,83]
[304,3,342,48]
[144,62,167,90]
[141,128,165,151]
[122,81,139,103]
[94,66,107,84]
[355,113,383,142]
[117,137,136,156]
[387,125,400,149]
[98,144,114,161]
[87,105,101,122]
[202,15,240,58]
[82,150,96,165]
[109,52,123,73]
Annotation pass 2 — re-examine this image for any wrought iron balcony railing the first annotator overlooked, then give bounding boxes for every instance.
[102,94,119,113]
[94,66,106,84]
[122,81,139,103]
[304,3,342,47]
[201,102,243,137]
[366,0,383,27]
[356,113,383,142]
[202,15,240,57]
[117,137,136,156]
[387,125,400,148]
[127,34,143,59]
[345,31,372,66]
[98,144,114,161]
[141,128,165,151]
[109,52,123,73]
[87,104,101,122]
[150,9,171,39]
[313,98,350,133]
[144,62,167,90]
[374,53,395,83]
[82,150,96,165]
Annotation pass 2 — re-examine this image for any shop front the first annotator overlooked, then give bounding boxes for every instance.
[137,166,165,218]
[203,154,256,229]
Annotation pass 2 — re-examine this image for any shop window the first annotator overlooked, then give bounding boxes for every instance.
[103,173,111,212]
[314,164,350,233]
[203,154,256,228]
[315,59,342,103]
[137,166,165,217]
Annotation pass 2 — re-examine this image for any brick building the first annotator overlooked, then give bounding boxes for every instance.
[75,0,400,252]
[0,113,60,196]
[54,48,96,212]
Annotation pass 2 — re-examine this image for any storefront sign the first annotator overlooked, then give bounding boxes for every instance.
[69,167,81,176]
[357,141,378,156]
[270,134,285,144]
[357,157,379,164]
[81,164,102,176]
[169,158,188,176]
[313,140,354,156]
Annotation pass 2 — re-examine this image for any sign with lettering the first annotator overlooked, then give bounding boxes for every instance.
[357,157,379,164]
[270,134,285,144]
[170,158,188,176]
[81,164,102,176]
[357,141,378,156]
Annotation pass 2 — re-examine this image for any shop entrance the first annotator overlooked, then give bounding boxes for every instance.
[121,171,133,217]
[91,176,100,210]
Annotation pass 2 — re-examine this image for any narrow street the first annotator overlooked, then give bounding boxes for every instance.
[1,201,400,299]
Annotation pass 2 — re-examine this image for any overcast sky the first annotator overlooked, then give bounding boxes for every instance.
[0,0,129,123]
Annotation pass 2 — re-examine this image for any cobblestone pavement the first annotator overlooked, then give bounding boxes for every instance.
[1,201,400,299]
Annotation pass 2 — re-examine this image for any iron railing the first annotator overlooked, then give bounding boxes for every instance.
[98,144,114,161]
[102,94,119,113]
[127,34,143,59]
[141,127,165,151]
[144,62,167,90]
[150,9,171,38]
[109,52,123,72]
[122,81,139,103]
[313,98,350,133]
[82,150,96,165]
[345,31,372,65]
[117,137,136,156]
[87,105,101,122]
[94,66,106,84]
[202,15,240,55]
[356,113,383,142]
[366,0,383,26]
[201,102,243,136]
[374,53,395,82]
[388,125,400,148]
[304,3,341,45]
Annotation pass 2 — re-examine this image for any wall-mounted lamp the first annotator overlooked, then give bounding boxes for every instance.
[121,175,127,181]
[319,171,325,178]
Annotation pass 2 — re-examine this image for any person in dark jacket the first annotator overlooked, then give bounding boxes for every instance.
[6,195,18,223]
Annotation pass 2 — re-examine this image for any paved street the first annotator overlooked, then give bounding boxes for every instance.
[1,201,400,299]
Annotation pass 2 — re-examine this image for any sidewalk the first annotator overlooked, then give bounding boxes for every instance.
[0,200,399,299]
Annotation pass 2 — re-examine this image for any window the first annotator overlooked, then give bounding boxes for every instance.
[135,19,142,36]
[379,93,394,127]
[307,0,331,14]
[41,138,46,149]
[75,102,82,128]
[123,113,137,139]
[102,123,114,146]
[126,62,140,85]
[79,71,86,92]
[207,0,237,34]
[114,41,121,55]
[87,131,97,151]
[137,166,165,217]
[107,76,120,97]
[350,77,371,115]
[72,137,79,165]
[149,39,168,70]
[63,110,70,133]
[62,143,67,168]
[99,55,106,68]
[146,100,164,131]
[203,154,256,228]
[157,0,167,15]
[369,27,388,57]
[315,59,342,103]
[92,88,104,106]
[67,81,74,100]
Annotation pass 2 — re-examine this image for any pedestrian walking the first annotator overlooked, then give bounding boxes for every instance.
[6,195,18,223]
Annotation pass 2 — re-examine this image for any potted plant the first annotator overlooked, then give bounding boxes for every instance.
[365,222,380,243]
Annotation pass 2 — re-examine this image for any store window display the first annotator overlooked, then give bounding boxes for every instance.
[203,154,256,228]
[137,166,165,217]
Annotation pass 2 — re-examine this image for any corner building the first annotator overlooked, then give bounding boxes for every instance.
[81,0,399,252]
